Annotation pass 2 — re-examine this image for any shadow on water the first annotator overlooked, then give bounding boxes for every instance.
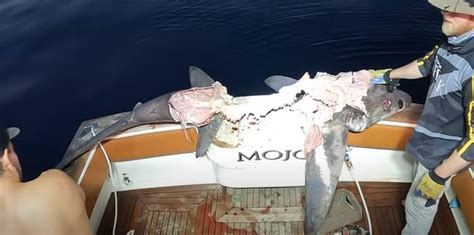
[0,0,441,180]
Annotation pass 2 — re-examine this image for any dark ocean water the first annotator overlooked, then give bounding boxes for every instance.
[1,0,442,180]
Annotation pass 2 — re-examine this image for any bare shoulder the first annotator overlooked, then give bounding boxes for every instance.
[39,169,73,179]
[37,169,76,186]
[20,170,92,234]
[34,169,85,201]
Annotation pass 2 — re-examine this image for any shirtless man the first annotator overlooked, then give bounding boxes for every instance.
[0,127,92,235]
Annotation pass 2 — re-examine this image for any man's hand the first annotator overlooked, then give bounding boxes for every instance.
[416,170,448,200]
[369,69,391,84]
[370,74,387,85]
[369,69,400,92]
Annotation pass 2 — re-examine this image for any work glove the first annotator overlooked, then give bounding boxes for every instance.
[369,69,391,81]
[416,170,448,200]
[369,69,400,92]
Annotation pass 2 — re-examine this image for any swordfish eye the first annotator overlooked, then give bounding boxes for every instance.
[397,98,405,110]
[382,99,392,111]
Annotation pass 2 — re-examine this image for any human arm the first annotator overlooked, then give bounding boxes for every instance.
[371,44,439,83]
[370,60,425,91]
[417,76,474,199]
[388,60,424,80]
[434,150,471,178]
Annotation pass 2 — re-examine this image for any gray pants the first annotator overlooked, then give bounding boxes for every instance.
[401,163,451,235]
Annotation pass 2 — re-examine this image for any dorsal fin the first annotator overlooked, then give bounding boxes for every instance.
[264,75,298,92]
[189,66,216,87]
[133,102,143,110]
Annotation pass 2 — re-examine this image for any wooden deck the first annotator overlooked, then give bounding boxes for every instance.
[98,183,458,235]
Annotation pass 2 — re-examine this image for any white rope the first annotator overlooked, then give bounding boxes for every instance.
[91,128,118,235]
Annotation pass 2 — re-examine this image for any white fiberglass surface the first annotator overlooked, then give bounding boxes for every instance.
[112,146,414,191]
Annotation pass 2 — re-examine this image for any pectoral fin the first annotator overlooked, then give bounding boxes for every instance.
[196,113,224,158]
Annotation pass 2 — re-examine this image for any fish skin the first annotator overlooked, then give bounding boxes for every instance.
[264,75,299,91]
[189,66,217,88]
[264,69,412,234]
[304,108,350,234]
[195,113,225,158]
[303,85,411,234]
[57,66,217,169]
[58,68,300,168]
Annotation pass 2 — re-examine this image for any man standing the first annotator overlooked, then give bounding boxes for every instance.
[0,127,92,235]
[372,0,474,234]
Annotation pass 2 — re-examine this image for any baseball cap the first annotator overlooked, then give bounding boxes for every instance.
[428,0,474,15]
[0,127,20,151]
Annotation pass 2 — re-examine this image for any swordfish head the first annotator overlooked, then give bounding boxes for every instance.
[306,87,411,234]
[344,84,412,132]
[263,71,412,234]
[304,84,412,234]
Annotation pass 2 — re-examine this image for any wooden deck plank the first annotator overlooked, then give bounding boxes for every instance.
[140,197,205,205]
[143,209,154,235]
[96,194,113,235]
[131,198,145,234]
[161,211,171,235]
[369,207,380,235]
[242,188,248,209]
[150,212,159,235]
[259,188,265,208]
[386,207,398,233]
[271,188,278,207]
[154,212,164,235]
[247,188,254,208]
[265,222,271,235]
[187,207,197,235]
[295,187,303,207]
[392,206,402,232]
[215,188,224,235]
[116,194,133,234]
[297,221,304,234]
[254,222,263,234]
[381,207,394,234]
[168,212,177,234]
[283,188,290,208]
[172,212,181,235]
[234,223,241,235]
[197,197,209,235]
[139,191,209,198]
[179,212,188,235]
[264,188,271,208]
[253,188,259,208]
[98,183,459,235]
[126,184,220,195]
[137,209,149,235]
[270,222,279,234]
[286,222,292,235]
[208,189,217,235]
[291,222,297,235]
[202,190,212,235]
[144,203,201,212]
[235,188,242,208]
[219,207,303,223]
[278,222,285,235]
[278,188,285,207]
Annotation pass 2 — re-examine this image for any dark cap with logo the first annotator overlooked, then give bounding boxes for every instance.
[0,127,20,151]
